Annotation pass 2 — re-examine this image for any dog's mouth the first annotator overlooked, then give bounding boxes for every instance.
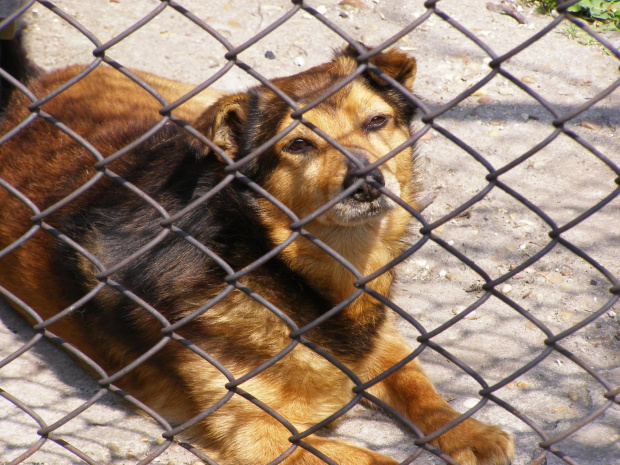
[331,194,396,225]
[329,167,401,226]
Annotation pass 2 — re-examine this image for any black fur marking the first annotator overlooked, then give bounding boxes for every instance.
[55,118,385,371]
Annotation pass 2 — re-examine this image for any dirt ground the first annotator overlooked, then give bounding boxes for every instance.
[0,1,619,464]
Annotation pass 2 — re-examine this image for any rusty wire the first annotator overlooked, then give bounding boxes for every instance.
[0,0,619,464]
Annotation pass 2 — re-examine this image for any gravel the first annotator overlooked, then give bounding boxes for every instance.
[1,1,619,464]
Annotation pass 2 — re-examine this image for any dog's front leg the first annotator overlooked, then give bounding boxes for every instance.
[361,324,514,465]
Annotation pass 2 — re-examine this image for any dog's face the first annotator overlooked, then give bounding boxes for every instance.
[195,46,418,230]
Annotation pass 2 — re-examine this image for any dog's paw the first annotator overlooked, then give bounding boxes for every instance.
[437,418,514,465]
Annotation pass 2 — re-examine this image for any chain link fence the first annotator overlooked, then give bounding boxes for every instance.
[0,1,619,464]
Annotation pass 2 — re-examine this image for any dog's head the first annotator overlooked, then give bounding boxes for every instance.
[194,45,418,229]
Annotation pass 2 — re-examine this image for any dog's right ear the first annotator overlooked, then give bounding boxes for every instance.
[192,93,250,160]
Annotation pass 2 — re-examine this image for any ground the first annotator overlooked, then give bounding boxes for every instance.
[0,1,619,464]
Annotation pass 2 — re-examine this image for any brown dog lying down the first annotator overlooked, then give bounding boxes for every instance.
[0,45,514,464]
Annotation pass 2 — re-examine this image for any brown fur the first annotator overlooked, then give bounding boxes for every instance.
[0,50,513,464]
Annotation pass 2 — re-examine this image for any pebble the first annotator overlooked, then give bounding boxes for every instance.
[439,269,447,278]
[339,0,368,9]
[156,437,166,445]
[478,95,496,104]
[265,50,276,59]
[580,120,602,131]
[609,310,617,319]
[316,5,328,14]
[567,389,579,402]
[525,321,538,330]
[464,310,479,320]
[546,272,564,284]
[517,381,530,389]
[463,397,479,409]
[107,442,121,456]
[521,75,536,84]
[501,284,512,295]
[294,56,305,67]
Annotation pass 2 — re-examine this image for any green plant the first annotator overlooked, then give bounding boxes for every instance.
[567,0,620,29]
[526,0,620,30]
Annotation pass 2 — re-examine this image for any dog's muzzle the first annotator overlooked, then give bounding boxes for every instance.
[343,154,385,203]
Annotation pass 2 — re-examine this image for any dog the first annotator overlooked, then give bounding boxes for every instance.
[0,42,514,464]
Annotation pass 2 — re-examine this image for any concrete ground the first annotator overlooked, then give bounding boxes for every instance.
[1,1,619,464]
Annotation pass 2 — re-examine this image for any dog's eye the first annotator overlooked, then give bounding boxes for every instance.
[366,115,389,130]
[285,138,313,154]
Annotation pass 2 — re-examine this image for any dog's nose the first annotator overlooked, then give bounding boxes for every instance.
[343,160,385,203]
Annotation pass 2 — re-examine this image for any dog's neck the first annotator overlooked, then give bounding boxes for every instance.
[259,204,411,323]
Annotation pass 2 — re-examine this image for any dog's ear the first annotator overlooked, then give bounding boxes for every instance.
[342,44,417,90]
[193,93,250,160]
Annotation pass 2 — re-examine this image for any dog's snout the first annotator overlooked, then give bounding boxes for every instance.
[343,154,385,202]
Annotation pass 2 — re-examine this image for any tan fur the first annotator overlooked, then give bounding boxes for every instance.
[0,54,513,465]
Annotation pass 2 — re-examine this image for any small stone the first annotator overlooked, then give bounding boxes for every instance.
[339,11,349,18]
[265,50,276,59]
[107,443,121,456]
[589,279,598,286]
[316,5,328,14]
[452,305,467,315]
[567,390,579,402]
[439,269,447,278]
[445,272,461,281]
[506,381,515,389]
[463,397,479,408]
[478,95,496,104]
[140,436,150,443]
[609,310,617,319]
[580,120,602,131]
[501,284,512,295]
[156,437,166,446]
[521,76,536,84]
[520,113,530,121]
[517,381,530,389]
[339,0,368,9]
[294,56,305,67]
[525,321,538,330]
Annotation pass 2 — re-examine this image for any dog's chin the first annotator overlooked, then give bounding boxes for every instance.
[329,196,396,226]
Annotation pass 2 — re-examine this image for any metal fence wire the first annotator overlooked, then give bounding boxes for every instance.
[0,0,619,464]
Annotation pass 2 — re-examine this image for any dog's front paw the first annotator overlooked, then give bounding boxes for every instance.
[437,417,514,465]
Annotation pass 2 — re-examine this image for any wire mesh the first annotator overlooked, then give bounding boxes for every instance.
[0,1,619,464]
